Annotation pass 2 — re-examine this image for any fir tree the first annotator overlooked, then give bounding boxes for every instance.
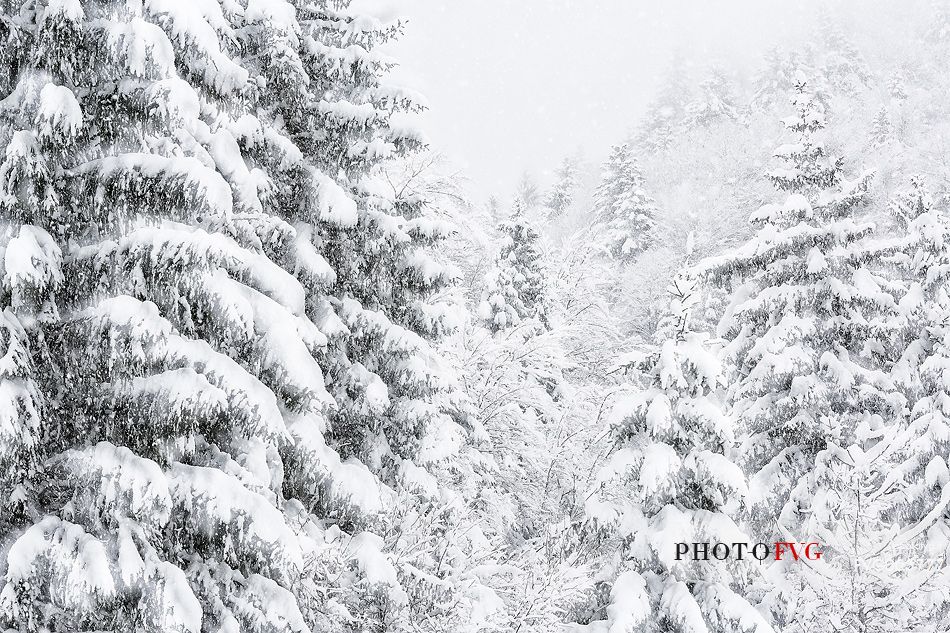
[751,48,809,112]
[592,144,657,260]
[479,202,547,332]
[888,70,908,102]
[755,177,950,626]
[868,105,894,147]
[0,1,484,631]
[889,179,950,489]
[584,272,772,633]
[684,67,741,128]
[487,194,502,223]
[546,155,581,218]
[772,438,949,632]
[874,179,950,628]
[926,0,950,44]
[767,81,844,194]
[516,172,543,211]
[696,81,899,629]
[701,84,903,629]
[771,184,950,625]
[817,17,873,95]
[635,54,692,153]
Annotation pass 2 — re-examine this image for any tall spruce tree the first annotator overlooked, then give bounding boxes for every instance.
[769,184,950,629]
[889,179,950,529]
[888,70,908,102]
[545,155,581,219]
[592,144,657,261]
[635,54,691,153]
[583,272,771,633]
[684,67,741,128]
[766,173,950,625]
[926,0,950,45]
[751,48,809,112]
[0,1,486,631]
[817,16,873,95]
[696,81,900,630]
[868,105,895,148]
[515,172,543,212]
[872,179,950,629]
[478,202,547,333]
[699,74,894,572]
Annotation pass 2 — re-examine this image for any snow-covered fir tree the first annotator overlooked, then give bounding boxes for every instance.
[0,1,492,631]
[486,194,502,223]
[696,81,901,629]
[888,70,908,102]
[771,174,950,623]
[581,271,771,633]
[635,54,692,153]
[766,81,845,194]
[684,67,741,128]
[751,48,809,112]
[868,178,950,629]
[515,172,543,212]
[774,436,949,631]
[545,155,581,219]
[817,16,873,95]
[926,0,950,44]
[868,105,894,147]
[889,179,950,517]
[4,3,950,633]
[479,203,548,333]
[592,144,657,261]
[758,183,950,628]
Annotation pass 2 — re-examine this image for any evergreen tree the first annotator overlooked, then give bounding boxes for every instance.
[516,172,543,211]
[479,202,547,332]
[888,70,908,102]
[766,81,844,194]
[875,179,950,627]
[684,67,741,128]
[926,0,950,44]
[696,81,898,629]
[889,179,950,499]
[583,272,772,633]
[772,437,949,632]
[751,48,809,112]
[546,155,581,218]
[592,144,657,260]
[772,180,950,625]
[868,105,895,147]
[635,54,692,153]
[487,195,502,223]
[0,1,485,631]
[817,17,873,95]
[760,176,950,625]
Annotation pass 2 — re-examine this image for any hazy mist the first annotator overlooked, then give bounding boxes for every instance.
[354,0,925,198]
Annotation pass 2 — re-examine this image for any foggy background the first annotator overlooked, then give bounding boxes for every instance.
[352,0,922,198]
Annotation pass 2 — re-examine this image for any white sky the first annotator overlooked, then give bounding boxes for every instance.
[351,1,888,198]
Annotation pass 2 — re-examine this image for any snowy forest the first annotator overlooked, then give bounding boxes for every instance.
[2,0,950,631]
